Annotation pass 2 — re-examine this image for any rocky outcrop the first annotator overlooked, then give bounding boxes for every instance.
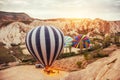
[0,22,31,48]
[64,49,120,80]
[109,21,120,33]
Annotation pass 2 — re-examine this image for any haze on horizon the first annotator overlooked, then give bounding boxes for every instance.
[0,0,120,21]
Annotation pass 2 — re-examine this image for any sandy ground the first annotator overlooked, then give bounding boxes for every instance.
[0,55,84,80]
[0,65,69,80]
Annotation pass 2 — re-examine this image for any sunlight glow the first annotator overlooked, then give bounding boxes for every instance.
[0,0,120,20]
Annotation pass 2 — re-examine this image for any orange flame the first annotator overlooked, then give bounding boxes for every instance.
[43,67,60,76]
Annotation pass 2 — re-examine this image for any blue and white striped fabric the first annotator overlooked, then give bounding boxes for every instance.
[25,26,64,68]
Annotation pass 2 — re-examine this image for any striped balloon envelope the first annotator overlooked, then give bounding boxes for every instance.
[72,34,90,48]
[64,36,73,48]
[25,26,64,68]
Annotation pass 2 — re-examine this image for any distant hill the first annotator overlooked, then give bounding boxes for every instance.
[0,11,120,34]
[0,11,33,27]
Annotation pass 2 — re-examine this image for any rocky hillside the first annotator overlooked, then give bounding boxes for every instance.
[0,19,120,48]
[0,11,119,48]
[30,18,120,35]
[0,11,33,27]
[64,49,120,80]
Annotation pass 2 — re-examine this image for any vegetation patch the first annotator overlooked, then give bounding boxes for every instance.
[0,43,16,64]
[58,52,77,59]
[76,61,82,68]
[0,43,36,65]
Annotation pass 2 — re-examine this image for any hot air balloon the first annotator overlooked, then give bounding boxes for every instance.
[64,36,73,53]
[72,34,90,49]
[25,26,64,70]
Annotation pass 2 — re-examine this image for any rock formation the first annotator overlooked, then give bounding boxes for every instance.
[0,22,30,48]
[0,11,120,48]
[64,49,120,80]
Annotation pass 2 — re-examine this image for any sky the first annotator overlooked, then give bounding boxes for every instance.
[0,0,120,20]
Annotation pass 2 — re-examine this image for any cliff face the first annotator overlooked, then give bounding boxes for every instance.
[0,11,33,27]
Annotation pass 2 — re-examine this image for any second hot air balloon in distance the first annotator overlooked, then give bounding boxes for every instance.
[72,34,90,49]
[64,36,73,53]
